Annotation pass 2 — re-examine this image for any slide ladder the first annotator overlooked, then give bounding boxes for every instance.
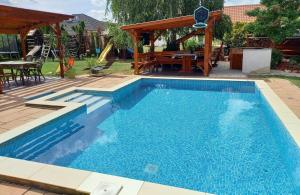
[98,43,113,64]
[41,36,51,60]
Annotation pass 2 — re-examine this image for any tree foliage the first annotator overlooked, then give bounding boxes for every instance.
[214,14,232,40]
[72,21,86,36]
[107,23,132,49]
[106,0,227,49]
[106,0,197,24]
[223,22,249,47]
[247,0,300,44]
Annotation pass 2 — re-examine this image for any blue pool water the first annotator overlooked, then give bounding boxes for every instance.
[1,79,300,194]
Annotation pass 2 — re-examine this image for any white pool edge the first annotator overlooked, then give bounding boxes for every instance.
[0,76,298,195]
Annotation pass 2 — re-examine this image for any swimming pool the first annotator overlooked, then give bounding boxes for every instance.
[0,78,299,194]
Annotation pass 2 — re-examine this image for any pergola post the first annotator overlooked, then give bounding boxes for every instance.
[20,30,28,59]
[132,31,140,75]
[204,20,213,77]
[54,23,64,78]
[150,32,155,53]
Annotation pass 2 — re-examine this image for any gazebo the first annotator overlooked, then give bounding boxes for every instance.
[0,5,73,78]
[121,10,222,76]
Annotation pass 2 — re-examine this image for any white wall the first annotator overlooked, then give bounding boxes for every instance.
[242,48,272,74]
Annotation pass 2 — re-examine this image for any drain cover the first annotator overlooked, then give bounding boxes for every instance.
[144,164,159,174]
[91,183,122,195]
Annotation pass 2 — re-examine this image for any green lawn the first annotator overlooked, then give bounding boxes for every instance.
[42,58,133,76]
[270,76,300,88]
[251,75,300,88]
[42,59,300,88]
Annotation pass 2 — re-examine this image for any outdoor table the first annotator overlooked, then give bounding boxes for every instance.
[0,61,38,87]
[172,54,197,73]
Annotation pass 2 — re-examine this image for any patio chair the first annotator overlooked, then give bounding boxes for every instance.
[29,57,46,82]
[0,68,18,87]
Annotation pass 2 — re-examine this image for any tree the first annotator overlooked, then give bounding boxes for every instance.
[214,14,233,41]
[247,0,300,44]
[223,22,249,48]
[72,21,86,36]
[107,23,132,49]
[106,0,226,47]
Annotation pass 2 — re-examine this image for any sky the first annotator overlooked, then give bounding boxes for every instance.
[0,0,260,21]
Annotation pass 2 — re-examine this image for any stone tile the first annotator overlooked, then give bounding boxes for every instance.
[29,165,91,190]
[138,182,206,195]
[0,182,30,195]
[0,127,8,133]
[267,78,300,119]
[24,188,46,195]
[78,172,142,195]
[1,119,31,130]
[0,158,46,179]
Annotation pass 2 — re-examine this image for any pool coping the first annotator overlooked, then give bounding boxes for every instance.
[0,76,299,195]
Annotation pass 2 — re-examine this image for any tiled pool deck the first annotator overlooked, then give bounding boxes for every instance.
[0,75,299,195]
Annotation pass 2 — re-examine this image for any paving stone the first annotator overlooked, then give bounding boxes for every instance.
[0,182,30,195]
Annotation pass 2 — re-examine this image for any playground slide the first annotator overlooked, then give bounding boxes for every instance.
[98,43,113,64]
[26,45,41,57]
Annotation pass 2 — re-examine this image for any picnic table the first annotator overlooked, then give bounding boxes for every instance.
[0,61,38,93]
[173,54,197,73]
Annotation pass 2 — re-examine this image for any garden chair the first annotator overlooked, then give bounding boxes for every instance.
[29,57,46,82]
[0,68,18,87]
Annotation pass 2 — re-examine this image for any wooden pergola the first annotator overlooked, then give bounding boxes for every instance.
[0,5,73,78]
[121,10,222,76]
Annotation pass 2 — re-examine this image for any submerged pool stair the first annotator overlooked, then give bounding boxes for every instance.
[54,92,111,114]
[7,121,84,160]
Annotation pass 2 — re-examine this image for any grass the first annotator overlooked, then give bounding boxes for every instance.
[42,58,133,76]
[268,76,300,88]
[251,75,300,88]
[41,59,300,88]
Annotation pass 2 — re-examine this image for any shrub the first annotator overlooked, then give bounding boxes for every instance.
[223,22,248,48]
[289,56,300,67]
[271,49,283,69]
[184,39,198,53]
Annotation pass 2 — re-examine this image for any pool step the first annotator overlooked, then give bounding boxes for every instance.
[53,92,112,114]
[70,94,94,103]
[87,98,111,113]
[10,121,83,160]
[55,92,84,102]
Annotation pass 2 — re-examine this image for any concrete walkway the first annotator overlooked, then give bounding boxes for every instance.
[265,78,300,117]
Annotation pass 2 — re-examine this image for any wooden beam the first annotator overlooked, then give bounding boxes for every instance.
[54,23,64,78]
[0,5,73,22]
[203,19,214,76]
[20,28,30,59]
[0,5,73,35]
[176,28,204,44]
[0,28,19,34]
[150,32,155,53]
[121,10,222,32]
[132,31,140,75]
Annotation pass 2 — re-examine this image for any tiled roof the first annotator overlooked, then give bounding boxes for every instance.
[224,4,264,23]
[62,14,107,35]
